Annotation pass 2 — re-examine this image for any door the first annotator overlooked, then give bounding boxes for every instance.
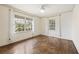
[60,12,72,39]
[48,16,60,38]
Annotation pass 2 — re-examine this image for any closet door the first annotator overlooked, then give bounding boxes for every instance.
[61,12,72,40]
[0,5,9,46]
[48,16,60,38]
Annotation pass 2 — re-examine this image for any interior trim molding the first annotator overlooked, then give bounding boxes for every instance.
[0,34,42,48]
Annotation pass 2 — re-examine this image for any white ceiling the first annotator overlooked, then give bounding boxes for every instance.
[10,4,74,17]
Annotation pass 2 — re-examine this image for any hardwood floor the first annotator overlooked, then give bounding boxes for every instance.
[0,35,78,54]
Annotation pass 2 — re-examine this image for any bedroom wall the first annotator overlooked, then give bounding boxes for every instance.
[0,5,41,46]
[0,4,79,53]
[40,11,72,40]
[0,5,10,46]
[10,7,41,43]
[60,12,72,40]
[40,16,60,38]
[72,5,79,53]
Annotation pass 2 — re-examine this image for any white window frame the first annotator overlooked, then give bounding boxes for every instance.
[49,19,55,30]
[14,13,34,33]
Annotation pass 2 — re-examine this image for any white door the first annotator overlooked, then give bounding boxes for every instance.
[48,16,60,38]
[60,12,72,39]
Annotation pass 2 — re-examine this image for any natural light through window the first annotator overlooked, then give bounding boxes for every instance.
[14,15,33,32]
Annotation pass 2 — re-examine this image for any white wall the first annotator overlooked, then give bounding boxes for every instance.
[10,10,41,43]
[41,16,60,38]
[61,12,72,39]
[1,5,79,53]
[0,5,41,46]
[0,5,10,46]
[72,5,79,53]
[32,17,41,36]
[41,12,72,40]
[40,18,49,35]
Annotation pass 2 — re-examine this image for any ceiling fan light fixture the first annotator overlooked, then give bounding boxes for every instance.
[40,9,45,13]
[40,5,45,13]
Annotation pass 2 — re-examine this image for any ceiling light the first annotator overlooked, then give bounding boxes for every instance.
[40,9,45,13]
[40,5,45,13]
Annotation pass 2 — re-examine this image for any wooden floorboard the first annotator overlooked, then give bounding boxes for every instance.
[0,35,78,54]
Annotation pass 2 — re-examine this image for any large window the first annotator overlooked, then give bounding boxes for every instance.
[15,15,25,32]
[15,15,33,32]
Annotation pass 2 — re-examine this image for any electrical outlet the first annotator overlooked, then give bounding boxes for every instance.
[9,38,11,40]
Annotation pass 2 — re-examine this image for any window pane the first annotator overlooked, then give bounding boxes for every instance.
[49,19,55,30]
[25,18,32,31]
[15,15,25,32]
[15,23,24,32]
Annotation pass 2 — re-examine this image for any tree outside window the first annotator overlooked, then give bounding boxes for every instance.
[15,15,33,32]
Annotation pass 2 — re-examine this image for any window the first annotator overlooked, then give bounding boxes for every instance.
[49,19,55,30]
[14,15,33,32]
[15,15,25,32]
[25,18,32,31]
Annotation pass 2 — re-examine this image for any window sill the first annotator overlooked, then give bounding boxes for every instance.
[14,30,32,34]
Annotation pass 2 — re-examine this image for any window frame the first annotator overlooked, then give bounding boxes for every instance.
[15,15,25,32]
[14,14,33,33]
[49,19,55,30]
[25,18,32,31]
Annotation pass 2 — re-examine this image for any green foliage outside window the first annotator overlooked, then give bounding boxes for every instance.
[15,15,33,32]
[15,23,24,32]
[25,22,32,31]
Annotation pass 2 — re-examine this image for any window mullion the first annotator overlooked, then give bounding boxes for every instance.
[24,17,26,32]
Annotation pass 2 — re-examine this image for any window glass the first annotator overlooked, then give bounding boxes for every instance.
[25,18,32,31]
[15,15,25,32]
[49,19,55,30]
[14,15,33,32]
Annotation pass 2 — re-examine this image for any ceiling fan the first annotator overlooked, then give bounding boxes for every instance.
[40,5,46,13]
[40,4,52,13]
